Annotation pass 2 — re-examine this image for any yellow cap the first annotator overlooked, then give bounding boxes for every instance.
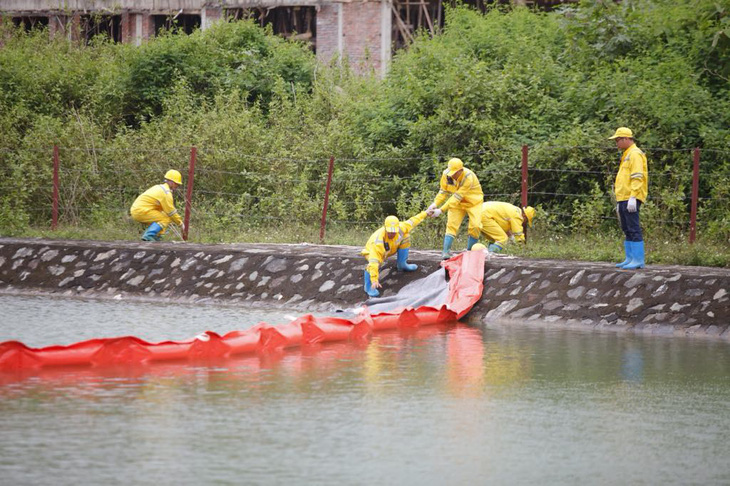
[446,158,464,177]
[608,127,634,139]
[471,243,487,251]
[164,169,183,185]
[384,215,399,233]
[524,206,536,227]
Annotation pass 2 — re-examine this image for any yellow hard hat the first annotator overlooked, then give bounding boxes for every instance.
[472,243,487,251]
[164,169,183,185]
[446,157,464,176]
[608,127,634,139]
[523,206,536,227]
[384,215,400,233]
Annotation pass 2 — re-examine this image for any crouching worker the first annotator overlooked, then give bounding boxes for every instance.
[130,170,184,241]
[479,201,535,252]
[361,211,428,298]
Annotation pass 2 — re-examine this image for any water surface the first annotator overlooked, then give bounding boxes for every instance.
[1,295,729,485]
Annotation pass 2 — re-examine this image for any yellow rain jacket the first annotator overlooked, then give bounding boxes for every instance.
[130,183,183,228]
[361,211,428,284]
[614,143,648,202]
[433,168,483,211]
[480,202,527,244]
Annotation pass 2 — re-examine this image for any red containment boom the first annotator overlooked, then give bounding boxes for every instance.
[0,252,485,371]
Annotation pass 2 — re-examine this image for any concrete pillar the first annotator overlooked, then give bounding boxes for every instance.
[379,0,392,77]
[201,7,222,30]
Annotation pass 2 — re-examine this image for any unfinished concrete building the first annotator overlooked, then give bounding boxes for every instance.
[0,0,571,75]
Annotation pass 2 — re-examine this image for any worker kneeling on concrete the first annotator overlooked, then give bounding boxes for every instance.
[479,201,535,252]
[426,157,484,259]
[130,170,184,241]
[361,210,428,298]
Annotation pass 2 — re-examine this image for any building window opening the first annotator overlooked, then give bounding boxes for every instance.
[153,14,201,35]
[12,16,49,32]
[224,7,316,49]
[81,14,122,43]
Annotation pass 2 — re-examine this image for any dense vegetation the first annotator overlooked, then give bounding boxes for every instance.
[0,0,728,265]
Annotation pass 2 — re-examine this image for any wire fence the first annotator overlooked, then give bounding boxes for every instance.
[4,143,729,243]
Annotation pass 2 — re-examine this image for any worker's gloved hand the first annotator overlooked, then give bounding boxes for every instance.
[427,203,437,212]
[430,208,442,218]
[627,197,637,213]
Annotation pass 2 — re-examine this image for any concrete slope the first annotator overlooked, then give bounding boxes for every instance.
[1,238,728,339]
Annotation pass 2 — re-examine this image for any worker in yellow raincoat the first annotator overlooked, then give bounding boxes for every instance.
[610,127,648,270]
[361,210,428,297]
[427,158,484,259]
[130,170,184,241]
[479,201,536,252]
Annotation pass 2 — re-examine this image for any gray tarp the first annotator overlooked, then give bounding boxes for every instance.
[363,267,450,314]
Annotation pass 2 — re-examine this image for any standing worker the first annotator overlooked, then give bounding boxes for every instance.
[478,201,536,252]
[610,127,648,269]
[361,210,429,297]
[427,158,484,259]
[130,170,185,241]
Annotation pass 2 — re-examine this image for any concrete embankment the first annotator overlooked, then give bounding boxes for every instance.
[0,238,728,339]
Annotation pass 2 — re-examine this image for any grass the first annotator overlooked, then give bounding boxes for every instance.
[5,219,729,268]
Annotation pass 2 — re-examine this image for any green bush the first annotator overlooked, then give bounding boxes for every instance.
[0,2,728,265]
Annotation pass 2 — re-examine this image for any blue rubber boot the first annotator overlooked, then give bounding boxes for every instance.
[616,240,631,268]
[396,248,417,271]
[141,222,163,242]
[363,270,380,298]
[441,235,455,260]
[467,236,479,250]
[488,242,504,253]
[622,241,645,269]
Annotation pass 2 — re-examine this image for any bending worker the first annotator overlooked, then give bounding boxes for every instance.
[427,158,484,259]
[361,210,428,298]
[610,127,648,270]
[479,201,536,252]
[130,169,184,241]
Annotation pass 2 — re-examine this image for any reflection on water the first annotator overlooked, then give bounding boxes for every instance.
[1,296,730,485]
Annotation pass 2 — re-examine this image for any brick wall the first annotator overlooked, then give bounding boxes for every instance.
[121,12,132,43]
[120,12,154,45]
[316,4,340,67]
[317,1,390,74]
[202,7,222,30]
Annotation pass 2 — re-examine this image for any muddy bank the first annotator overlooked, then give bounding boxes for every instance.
[0,238,728,339]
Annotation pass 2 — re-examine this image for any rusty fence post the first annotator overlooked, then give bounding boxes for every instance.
[52,145,60,230]
[689,147,700,244]
[521,144,529,243]
[183,146,196,241]
[320,156,335,244]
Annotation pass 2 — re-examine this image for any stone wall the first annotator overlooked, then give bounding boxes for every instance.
[467,259,730,339]
[1,238,728,339]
